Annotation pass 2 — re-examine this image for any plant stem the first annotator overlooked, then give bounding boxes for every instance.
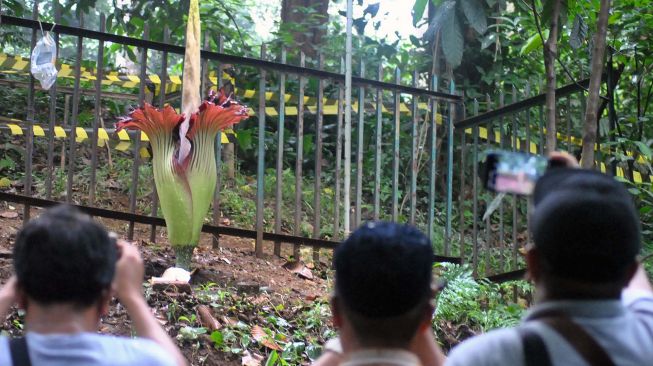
[174,245,195,270]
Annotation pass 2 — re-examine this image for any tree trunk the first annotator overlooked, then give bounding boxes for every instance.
[544,0,562,154]
[281,0,329,57]
[580,0,611,169]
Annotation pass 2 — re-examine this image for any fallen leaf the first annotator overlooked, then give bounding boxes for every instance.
[220,257,232,265]
[281,260,303,273]
[297,266,314,280]
[251,325,282,351]
[197,305,221,331]
[0,211,18,219]
[221,316,237,326]
[241,350,263,366]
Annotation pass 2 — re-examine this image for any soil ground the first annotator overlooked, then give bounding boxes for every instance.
[0,203,333,365]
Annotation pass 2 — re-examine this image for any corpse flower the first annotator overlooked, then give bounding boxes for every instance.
[117,93,248,269]
[116,0,248,269]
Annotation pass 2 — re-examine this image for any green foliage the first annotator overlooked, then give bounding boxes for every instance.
[569,14,588,50]
[412,0,430,27]
[520,30,549,56]
[420,0,490,68]
[441,4,464,67]
[434,263,531,332]
[461,0,488,34]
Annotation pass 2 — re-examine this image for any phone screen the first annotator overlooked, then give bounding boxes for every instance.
[483,151,548,195]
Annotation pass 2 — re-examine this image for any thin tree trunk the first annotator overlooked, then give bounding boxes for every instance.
[581,0,611,169]
[544,0,562,153]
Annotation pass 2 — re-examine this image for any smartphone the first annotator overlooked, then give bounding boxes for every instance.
[480,151,548,195]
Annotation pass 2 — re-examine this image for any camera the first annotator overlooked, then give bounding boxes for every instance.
[479,151,548,195]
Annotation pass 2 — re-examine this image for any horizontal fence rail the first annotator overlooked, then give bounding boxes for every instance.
[0,192,461,263]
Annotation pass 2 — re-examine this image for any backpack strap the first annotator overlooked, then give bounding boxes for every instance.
[538,316,616,366]
[517,326,552,366]
[9,337,32,366]
[523,311,616,366]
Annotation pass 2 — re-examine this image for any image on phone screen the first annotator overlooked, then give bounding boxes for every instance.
[485,151,548,195]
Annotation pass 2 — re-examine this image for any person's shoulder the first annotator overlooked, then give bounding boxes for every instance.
[623,289,653,313]
[0,335,10,365]
[445,327,523,366]
[93,335,177,366]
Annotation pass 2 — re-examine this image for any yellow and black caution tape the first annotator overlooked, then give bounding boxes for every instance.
[5,55,646,181]
[1,53,439,116]
[0,53,236,93]
[462,125,653,183]
[0,118,235,159]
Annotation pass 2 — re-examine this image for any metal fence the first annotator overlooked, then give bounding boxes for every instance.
[0,8,463,265]
[5,4,637,281]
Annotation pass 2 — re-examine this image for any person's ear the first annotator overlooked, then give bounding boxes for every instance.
[418,303,435,332]
[624,261,639,284]
[98,288,112,317]
[525,245,541,283]
[330,296,343,328]
[15,284,28,310]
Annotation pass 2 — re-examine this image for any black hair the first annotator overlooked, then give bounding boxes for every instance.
[531,169,641,283]
[13,205,117,307]
[334,221,434,346]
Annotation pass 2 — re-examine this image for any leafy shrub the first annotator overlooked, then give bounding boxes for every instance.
[434,263,530,334]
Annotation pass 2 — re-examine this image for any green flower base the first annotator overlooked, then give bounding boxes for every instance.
[173,245,195,270]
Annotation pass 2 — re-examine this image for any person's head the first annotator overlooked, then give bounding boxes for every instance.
[332,222,434,349]
[527,168,641,299]
[13,205,117,310]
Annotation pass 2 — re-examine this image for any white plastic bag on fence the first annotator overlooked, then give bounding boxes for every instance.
[30,31,58,90]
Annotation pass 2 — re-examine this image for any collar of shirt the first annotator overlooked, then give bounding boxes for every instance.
[523,299,625,322]
[341,349,421,366]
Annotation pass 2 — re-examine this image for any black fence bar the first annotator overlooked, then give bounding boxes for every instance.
[273,47,287,256]
[333,59,345,241]
[293,52,306,259]
[373,63,383,221]
[497,91,506,272]
[471,99,479,273]
[127,24,149,240]
[1,15,461,102]
[485,269,526,283]
[354,59,364,227]
[65,12,83,203]
[152,27,170,244]
[313,53,325,262]
[456,78,592,129]
[89,13,106,207]
[23,1,37,223]
[254,44,266,257]
[45,1,60,200]
[410,70,418,225]
[391,67,400,221]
